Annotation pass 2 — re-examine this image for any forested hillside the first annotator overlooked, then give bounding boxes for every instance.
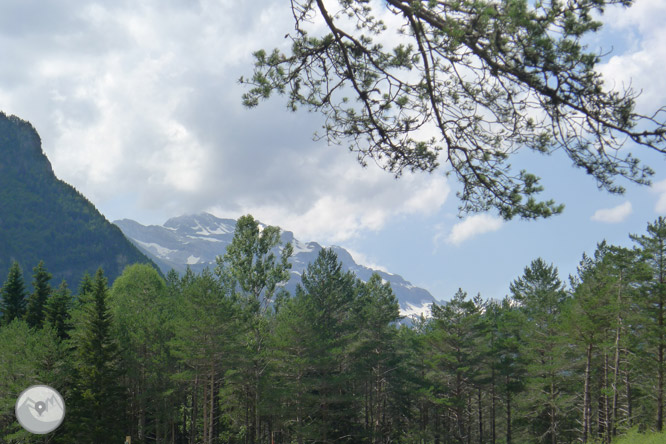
[0,112,159,285]
[2,214,666,444]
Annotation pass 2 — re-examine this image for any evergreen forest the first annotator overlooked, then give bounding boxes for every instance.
[2,214,666,444]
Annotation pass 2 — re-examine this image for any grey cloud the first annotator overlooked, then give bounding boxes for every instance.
[0,0,450,241]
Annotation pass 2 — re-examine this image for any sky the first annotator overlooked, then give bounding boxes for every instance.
[1,0,665,303]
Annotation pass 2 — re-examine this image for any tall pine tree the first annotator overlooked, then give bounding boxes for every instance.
[630,217,666,432]
[25,260,52,328]
[46,280,73,340]
[510,258,573,443]
[68,268,123,444]
[0,261,27,325]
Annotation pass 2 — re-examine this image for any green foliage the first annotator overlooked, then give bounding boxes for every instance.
[0,261,27,325]
[110,264,177,443]
[216,214,293,310]
[46,280,74,340]
[25,260,52,328]
[0,112,160,288]
[6,216,666,443]
[0,320,63,442]
[242,0,665,220]
[67,268,124,443]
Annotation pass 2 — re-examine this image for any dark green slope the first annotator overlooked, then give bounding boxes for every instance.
[0,112,159,285]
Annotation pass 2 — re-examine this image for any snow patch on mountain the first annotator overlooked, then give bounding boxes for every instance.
[292,239,315,255]
[401,302,433,319]
[135,240,177,258]
[115,213,439,316]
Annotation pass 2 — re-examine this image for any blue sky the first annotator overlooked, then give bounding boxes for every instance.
[0,0,664,303]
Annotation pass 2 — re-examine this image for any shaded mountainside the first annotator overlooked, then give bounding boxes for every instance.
[0,112,159,285]
[114,213,437,316]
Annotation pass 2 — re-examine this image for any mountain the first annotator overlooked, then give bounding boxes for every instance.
[0,112,159,286]
[114,213,436,317]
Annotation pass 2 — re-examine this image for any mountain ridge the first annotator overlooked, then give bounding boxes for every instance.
[114,213,436,317]
[0,112,160,285]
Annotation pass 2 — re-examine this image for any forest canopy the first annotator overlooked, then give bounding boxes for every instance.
[2,214,666,443]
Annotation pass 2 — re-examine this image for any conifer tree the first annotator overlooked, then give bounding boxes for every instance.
[68,268,123,443]
[494,297,528,444]
[77,271,94,300]
[46,280,73,340]
[0,261,27,325]
[0,320,63,441]
[25,260,52,328]
[110,264,182,443]
[510,258,572,443]
[427,288,482,443]
[215,214,292,444]
[349,274,404,442]
[630,217,666,432]
[569,243,619,443]
[170,268,236,444]
[298,248,358,442]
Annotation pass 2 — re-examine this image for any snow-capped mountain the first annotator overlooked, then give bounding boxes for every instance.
[114,213,435,318]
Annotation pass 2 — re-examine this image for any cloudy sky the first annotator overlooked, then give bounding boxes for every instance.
[1,0,665,302]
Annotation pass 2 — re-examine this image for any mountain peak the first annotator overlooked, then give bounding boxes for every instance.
[115,215,437,316]
[0,113,159,284]
[163,212,236,233]
[0,112,53,181]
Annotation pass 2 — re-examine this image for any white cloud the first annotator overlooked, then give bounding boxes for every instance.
[590,201,633,223]
[0,0,451,241]
[598,0,666,111]
[208,161,450,243]
[442,214,504,246]
[652,180,666,214]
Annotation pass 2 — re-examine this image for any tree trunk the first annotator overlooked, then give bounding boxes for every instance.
[190,373,198,444]
[478,388,483,444]
[490,365,497,444]
[209,367,215,444]
[506,382,512,444]
[202,370,208,444]
[583,343,593,443]
[625,352,633,427]
[612,278,623,438]
[659,295,664,432]
[550,379,556,444]
[604,352,611,443]
[658,240,664,432]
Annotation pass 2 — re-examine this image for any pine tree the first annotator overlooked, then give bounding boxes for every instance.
[278,248,358,442]
[215,214,292,444]
[77,271,94,300]
[568,243,619,443]
[427,288,482,443]
[25,260,52,328]
[630,217,666,432]
[0,261,27,325]
[46,280,73,340]
[110,264,176,443]
[68,268,123,444]
[170,268,237,444]
[510,258,573,443]
[494,297,528,444]
[349,274,404,442]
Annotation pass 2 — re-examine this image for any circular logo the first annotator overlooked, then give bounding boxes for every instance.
[15,385,65,434]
